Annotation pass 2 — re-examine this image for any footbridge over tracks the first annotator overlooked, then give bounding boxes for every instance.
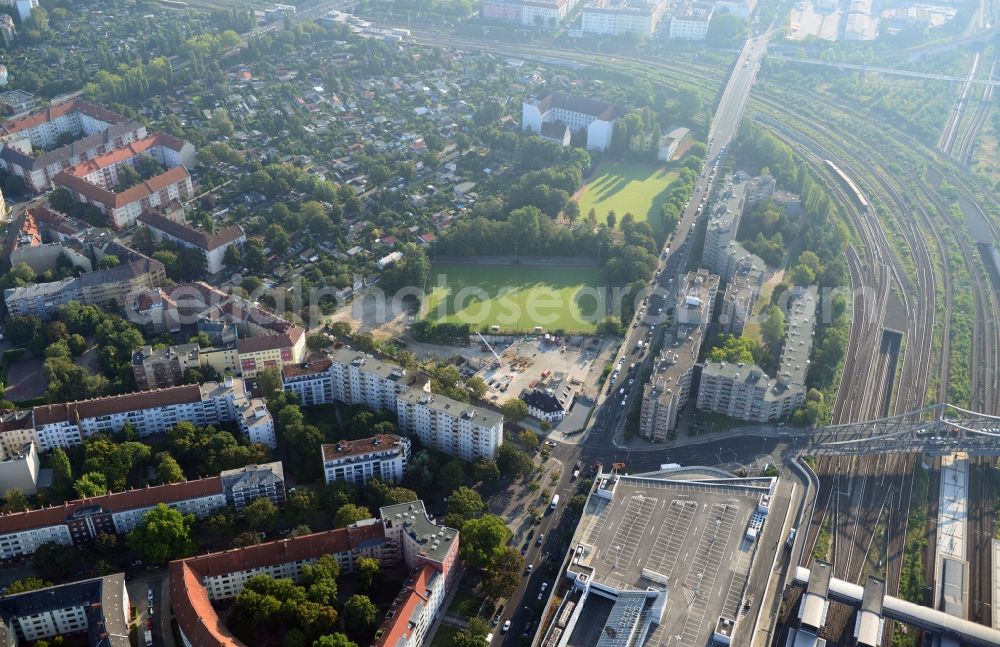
[807,403,1000,455]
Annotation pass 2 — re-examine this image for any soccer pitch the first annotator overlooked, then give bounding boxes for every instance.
[576,161,677,234]
[423,263,606,333]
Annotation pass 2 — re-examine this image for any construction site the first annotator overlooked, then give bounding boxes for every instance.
[774,452,1000,646]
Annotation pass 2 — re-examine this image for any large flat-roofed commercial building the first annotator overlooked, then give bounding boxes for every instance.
[0,462,284,560]
[396,390,503,461]
[321,434,410,486]
[542,468,776,647]
[0,573,130,646]
[0,377,274,453]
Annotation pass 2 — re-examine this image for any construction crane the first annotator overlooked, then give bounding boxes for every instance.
[476,331,503,367]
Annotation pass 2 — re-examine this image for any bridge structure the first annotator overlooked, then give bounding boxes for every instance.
[806,403,1000,455]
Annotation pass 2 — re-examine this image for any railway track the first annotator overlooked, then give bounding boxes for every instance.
[956,57,999,165]
[968,456,997,627]
[754,112,931,421]
[940,51,982,154]
[799,454,916,643]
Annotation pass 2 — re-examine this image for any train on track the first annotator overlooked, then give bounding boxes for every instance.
[825,159,869,210]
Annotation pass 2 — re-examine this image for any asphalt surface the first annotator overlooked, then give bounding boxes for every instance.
[493,29,776,644]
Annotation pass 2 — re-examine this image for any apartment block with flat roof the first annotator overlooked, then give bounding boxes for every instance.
[322,434,410,486]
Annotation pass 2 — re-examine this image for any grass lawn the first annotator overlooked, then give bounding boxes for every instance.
[446,583,482,618]
[424,263,605,333]
[576,161,678,235]
[429,624,462,646]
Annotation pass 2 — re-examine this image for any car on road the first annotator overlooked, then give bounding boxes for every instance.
[502,620,511,633]
[621,397,627,406]
[492,608,504,626]
[544,440,556,447]
[536,533,544,546]
[537,583,549,600]
[572,469,580,479]
[525,564,533,575]
[147,589,154,602]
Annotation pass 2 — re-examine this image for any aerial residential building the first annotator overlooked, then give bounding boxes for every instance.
[139,205,246,274]
[396,390,503,461]
[581,0,669,36]
[0,89,34,115]
[674,269,719,329]
[639,271,718,441]
[658,126,691,161]
[3,207,92,274]
[281,358,335,407]
[132,343,201,390]
[171,499,457,647]
[168,282,306,377]
[521,388,567,424]
[669,1,714,39]
[522,92,629,152]
[719,275,758,336]
[325,346,429,412]
[321,434,411,486]
[697,286,818,422]
[482,0,525,22]
[52,132,196,229]
[0,99,148,192]
[702,174,747,274]
[0,574,130,647]
[714,0,754,18]
[0,377,274,453]
[0,441,39,495]
[280,349,501,462]
[3,251,166,320]
[0,462,285,561]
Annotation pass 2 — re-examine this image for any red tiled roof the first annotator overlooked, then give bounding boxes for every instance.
[373,564,439,647]
[281,359,333,379]
[170,524,386,647]
[32,384,203,426]
[236,329,302,355]
[0,476,223,535]
[53,165,191,211]
[321,434,406,462]
[0,99,128,138]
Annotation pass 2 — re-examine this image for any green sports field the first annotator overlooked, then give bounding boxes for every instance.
[423,263,605,333]
[576,161,677,234]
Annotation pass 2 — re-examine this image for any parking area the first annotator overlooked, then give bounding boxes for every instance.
[567,475,766,647]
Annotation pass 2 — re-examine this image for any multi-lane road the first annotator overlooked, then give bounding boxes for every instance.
[490,25,776,644]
